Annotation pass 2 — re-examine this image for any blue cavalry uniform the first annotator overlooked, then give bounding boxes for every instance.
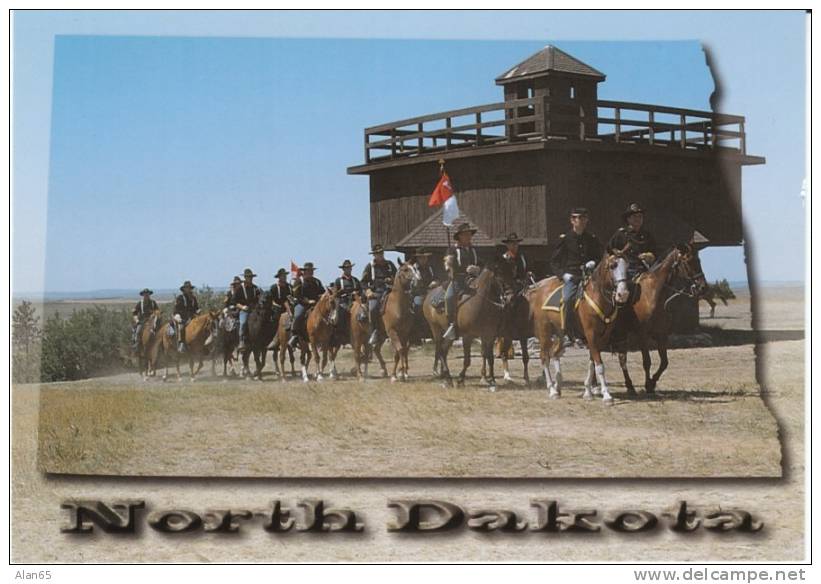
[360,245,397,346]
[443,223,483,340]
[270,268,293,323]
[231,268,261,350]
[607,202,658,279]
[131,288,158,351]
[550,209,603,342]
[173,281,200,352]
[333,259,361,344]
[288,262,325,348]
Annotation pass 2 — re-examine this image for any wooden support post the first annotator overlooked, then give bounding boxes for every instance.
[365,132,370,163]
[446,117,452,150]
[680,113,686,148]
[475,112,482,146]
[417,123,423,154]
[390,129,395,159]
[740,121,746,154]
[542,95,551,138]
[615,107,621,143]
[648,110,655,145]
[578,104,585,140]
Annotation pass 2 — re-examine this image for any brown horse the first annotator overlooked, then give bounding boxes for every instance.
[305,288,340,382]
[382,262,421,382]
[494,262,534,385]
[616,243,708,395]
[160,310,220,381]
[423,265,505,390]
[211,309,239,378]
[528,250,630,401]
[350,292,388,381]
[138,309,163,380]
[275,307,310,382]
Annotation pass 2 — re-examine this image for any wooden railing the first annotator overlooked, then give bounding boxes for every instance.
[362,97,747,163]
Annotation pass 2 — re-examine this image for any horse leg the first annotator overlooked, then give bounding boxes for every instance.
[520,337,530,386]
[374,342,388,378]
[640,343,652,392]
[500,337,512,383]
[647,340,669,394]
[329,346,339,380]
[482,337,497,392]
[619,352,637,396]
[583,359,596,400]
[457,337,472,387]
[550,354,562,397]
[402,340,410,381]
[591,348,613,404]
[388,330,401,382]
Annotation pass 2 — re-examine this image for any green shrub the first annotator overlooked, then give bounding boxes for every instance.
[39,306,132,382]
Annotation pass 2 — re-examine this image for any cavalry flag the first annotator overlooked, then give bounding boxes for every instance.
[290,260,300,279]
[428,171,459,226]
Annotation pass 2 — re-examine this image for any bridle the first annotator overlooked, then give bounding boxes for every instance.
[663,246,706,310]
[582,255,627,325]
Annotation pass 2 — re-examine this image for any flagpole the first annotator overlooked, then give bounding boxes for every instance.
[439,159,450,251]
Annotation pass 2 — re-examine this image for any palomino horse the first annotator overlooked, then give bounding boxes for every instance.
[350,292,388,380]
[616,243,708,395]
[423,265,505,390]
[382,262,421,382]
[240,291,277,380]
[160,310,220,381]
[138,309,163,380]
[305,288,340,382]
[528,250,630,401]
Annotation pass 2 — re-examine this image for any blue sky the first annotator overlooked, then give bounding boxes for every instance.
[12,11,806,293]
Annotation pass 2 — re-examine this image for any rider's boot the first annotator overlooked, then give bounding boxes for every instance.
[443,322,457,341]
[368,328,379,347]
[287,334,298,349]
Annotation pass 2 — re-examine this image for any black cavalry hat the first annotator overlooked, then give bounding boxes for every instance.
[339,259,355,269]
[275,268,288,278]
[570,207,589,217]
[139,288,153,296]
[243,268,257,278]
[180,280,195,291]
[452,222,478,239]
[413,246,433,257]
[501,232,524,244]
[231,276,242,285]
[369,244,385,255]
[622,202,646,222]
[302,262,316,271]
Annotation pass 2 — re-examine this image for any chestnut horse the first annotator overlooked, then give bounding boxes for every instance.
[423,265,505,390]
[382,262,421,382]
[305,288,340,382]
[529,250,630,402]
[350,292,388,381]
[212,309,239,378]
[616,243,708,395]
[138,309,163,380]
[160,310,220,381]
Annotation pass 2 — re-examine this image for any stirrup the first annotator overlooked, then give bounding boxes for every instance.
[178,342,187,353]
[287,335,298,349]
[368,330,379,346]
[443,324,456,341]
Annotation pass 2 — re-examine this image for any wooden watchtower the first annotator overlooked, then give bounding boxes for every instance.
[347,45,765,301]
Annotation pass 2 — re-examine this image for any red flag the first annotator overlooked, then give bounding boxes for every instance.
[290,260,299,278]
[428,172,454,207]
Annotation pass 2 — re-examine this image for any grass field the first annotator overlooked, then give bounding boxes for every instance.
[28,286,797,478]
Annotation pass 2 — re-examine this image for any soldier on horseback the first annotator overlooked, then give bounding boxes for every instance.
[500,232,531,298]
[550,208,603,347]
[288,262,325,348]
[173,281,201,352]
[443,223,483,341]
[224,276,241,309]
[361,244,398,347]
[409,247,436,315]
[607,202,658,279]
[270,268,292,321]
[131,288,158,352]
[232,268,261,350]
[333,259,361,338]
